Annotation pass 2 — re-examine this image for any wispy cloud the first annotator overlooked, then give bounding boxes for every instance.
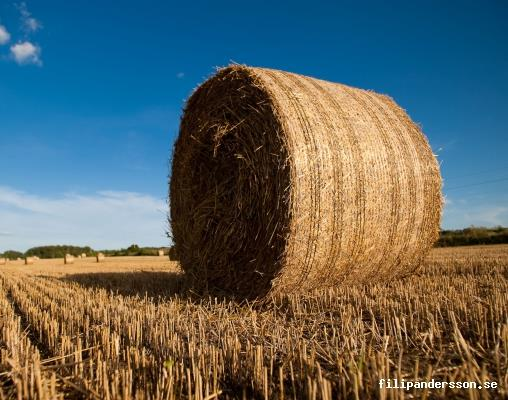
[0,25,10,45]
[10,41,41,65]
[17,2,42,33]
[442,195,508,229]
[176,72,185,79]
[2,2,44,65]
[0,186,169,252]
[462,206,508,227]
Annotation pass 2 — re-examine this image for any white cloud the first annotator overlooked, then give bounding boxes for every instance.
[462,206,508,227]
[176,72,185,79]
[442,198,508,229]
[0,186,169,252]
[10,41,41,65]
[17,2,41,33]
[0,25,10,44]
[25,17,40,32]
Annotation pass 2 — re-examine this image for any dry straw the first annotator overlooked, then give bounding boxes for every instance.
[96,253,105,263]
[25,257,34,265]
[64,254,75,264]
[158,249,165,257]
[170,65,442,299]
[0,258,6,265]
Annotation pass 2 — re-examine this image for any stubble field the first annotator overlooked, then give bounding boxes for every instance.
[0,246,507,399]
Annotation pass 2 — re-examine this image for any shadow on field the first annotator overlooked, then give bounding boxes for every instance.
[61,271,187,300]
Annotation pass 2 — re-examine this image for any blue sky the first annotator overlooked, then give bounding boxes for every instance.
[1,0,507,251]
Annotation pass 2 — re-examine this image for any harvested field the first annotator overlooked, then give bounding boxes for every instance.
[0,245,506,399]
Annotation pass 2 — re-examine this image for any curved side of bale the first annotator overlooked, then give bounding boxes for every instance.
[170,65,442,299]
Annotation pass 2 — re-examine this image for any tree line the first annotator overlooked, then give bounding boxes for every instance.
[1,244,176,260]
[2,227,507,259]
[435,226,508,247]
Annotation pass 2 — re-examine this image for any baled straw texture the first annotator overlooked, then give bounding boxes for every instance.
[25,257,34,265]
[170,65,442,299]
[0,258,6,265]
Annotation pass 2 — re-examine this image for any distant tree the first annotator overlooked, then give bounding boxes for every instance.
[436,226,508,247]
[1,250,24,260]
[126,244,140,255]
[25,245,94,259]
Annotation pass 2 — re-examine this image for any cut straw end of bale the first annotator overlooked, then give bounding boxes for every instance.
[96,253,105,262]
[25,257,34,265]
[170,65,442,299]
[64,254,75,264]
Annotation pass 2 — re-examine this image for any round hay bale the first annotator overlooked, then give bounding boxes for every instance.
[96,253,105,262]
[168,246,178,261]
[170,65,442,299]
[64,254,74,264]
[0,258,6,265]
[24,257,34,265]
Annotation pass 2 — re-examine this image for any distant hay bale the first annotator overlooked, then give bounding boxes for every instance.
[96,253,105,262]
[81,253,87,258]
[158,249,165,257]
[64,254,75,264]
[77,255,82,259]
[0,258,6,265]
[170,65,442,299]
[33,256,39,260]
[25,257,34,265]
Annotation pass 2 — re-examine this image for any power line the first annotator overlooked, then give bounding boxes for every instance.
[445,176,508,191]
[444,165,508,181]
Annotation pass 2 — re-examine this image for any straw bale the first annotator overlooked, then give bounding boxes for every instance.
[168,247,178,261]
[0,258,6,265]
[64,254,74,264]
[25,257,34,265]
[96,253,105,262]
[170,65,442,298]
